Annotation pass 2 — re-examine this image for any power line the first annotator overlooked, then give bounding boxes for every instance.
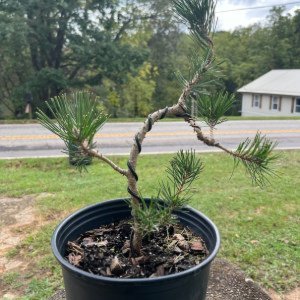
[216,1,300,13]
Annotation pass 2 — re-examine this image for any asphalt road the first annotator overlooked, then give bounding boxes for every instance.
[0,120,300,159]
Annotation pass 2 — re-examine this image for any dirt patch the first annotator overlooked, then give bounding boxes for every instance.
[268,288,300,300]
[0,193,54,299]
[0,196,35,227]
[0,195,54,257]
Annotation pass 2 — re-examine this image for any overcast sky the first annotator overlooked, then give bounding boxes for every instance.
[215,0,300,31]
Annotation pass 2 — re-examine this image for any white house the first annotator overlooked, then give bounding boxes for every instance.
[237,69,300,116]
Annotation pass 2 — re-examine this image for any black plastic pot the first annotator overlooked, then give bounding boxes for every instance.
[52,199,220,300]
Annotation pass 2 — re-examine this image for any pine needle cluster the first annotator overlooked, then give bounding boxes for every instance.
[134,150,204,234]
[197,91,235,129]
[172,0,216,48]
[37,92,108,169]
[159,150,204,210]
[233,133,279,187]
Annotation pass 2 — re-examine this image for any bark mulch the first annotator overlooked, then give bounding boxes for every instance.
[66,221,209,278]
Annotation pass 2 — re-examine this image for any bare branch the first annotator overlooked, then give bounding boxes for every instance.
[184,116,277,186]
[81,143,128,177]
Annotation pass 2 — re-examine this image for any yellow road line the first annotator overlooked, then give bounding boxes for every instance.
[1,129,300,141]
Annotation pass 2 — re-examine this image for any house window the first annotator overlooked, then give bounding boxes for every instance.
[296,98,300,113]
[254,95,260,107]
[272,96,279,110]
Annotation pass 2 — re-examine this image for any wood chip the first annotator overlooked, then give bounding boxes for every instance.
[131,256,149,266]
[190,240,204,251]
[178,240,189,251]
[150,264,165,277]
[82,237,94,246]
[122,240,130,250]
[173,234,185,241]
[97,240,108,247]
[68,253,82,266]
[156,264,165,276]
[110,257,123,275]
[106,267,112,276]
[173,255,184,264]
[67,241,84,255]
[168,240,177,248]
[174,246,183,254]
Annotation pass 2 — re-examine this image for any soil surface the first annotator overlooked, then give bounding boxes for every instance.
[0,194,55,299]
[268,288,300,300]
[0,195,38,275]
[67,220,208,278]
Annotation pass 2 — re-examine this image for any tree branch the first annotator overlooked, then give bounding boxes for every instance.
[127,44,214,207]
[81,143,128,177]
[184,116,275,169]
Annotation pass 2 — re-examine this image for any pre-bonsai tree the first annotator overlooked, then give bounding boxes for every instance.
[37,0,278,299]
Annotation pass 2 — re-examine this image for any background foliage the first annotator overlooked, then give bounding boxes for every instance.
[0,1,299,118]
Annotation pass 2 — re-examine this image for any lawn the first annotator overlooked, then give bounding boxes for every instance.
[0,151,299,299]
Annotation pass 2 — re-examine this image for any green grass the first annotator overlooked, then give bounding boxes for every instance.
[0,151,299,299]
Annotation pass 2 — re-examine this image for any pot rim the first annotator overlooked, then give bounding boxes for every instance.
[52,198,220,284]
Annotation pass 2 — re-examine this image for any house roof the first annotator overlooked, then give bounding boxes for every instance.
[237,69,300,96]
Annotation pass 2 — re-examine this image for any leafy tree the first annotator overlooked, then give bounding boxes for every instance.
[122,62,157,117]
[107,90,121,118]
[214,5,300,99]
[0,5,31,117]
[266,7,294,69]
[114,0,184,111]
[0,0,150,115]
